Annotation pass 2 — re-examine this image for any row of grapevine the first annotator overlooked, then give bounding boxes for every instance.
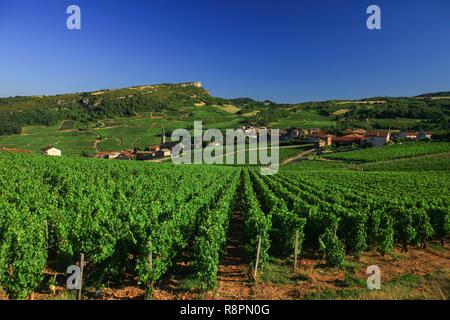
[275,169,449,260]
[322,142,450,162]
[259,172,346,266]
[284,170,448,250]
[192,172,240,290]
[241,170,272,272]
[248,170,306,258]
[0,152,240,298]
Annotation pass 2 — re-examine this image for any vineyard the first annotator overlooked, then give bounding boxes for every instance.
[322,142,450,162]
[361,153,450,171]
[0,152,449,299]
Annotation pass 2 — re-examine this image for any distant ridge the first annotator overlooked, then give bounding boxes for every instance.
[415,91,450,98]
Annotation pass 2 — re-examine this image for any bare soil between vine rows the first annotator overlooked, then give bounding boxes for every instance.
[2,206,449,300]
[15,243,448,300]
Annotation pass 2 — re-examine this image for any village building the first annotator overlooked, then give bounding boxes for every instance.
[41,146,62,156]
[94,151,121,160]
[159,129,180,150]
[136,151,156,161]
[160,141,180,150]
[255,127,269,134]
[279,129,290,142]
[395,131,432,141]
[149,145,160,152]
[306,133,333,148]
[156,148,172,158]
[365,130,391,147]
[332,134,366,147]
[307,128,323,135]
[345,128,367,135]
[417,131,433,140]
[286,128,302,139]
[242,126,257,134]
[116,151,134,160]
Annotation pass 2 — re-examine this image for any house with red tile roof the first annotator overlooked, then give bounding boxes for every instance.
[365,130,391,147]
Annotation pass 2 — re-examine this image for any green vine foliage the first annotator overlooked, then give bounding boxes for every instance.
[0,150,448,298]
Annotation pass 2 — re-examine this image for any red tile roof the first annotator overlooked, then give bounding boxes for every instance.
[120,151,134,158]
[332,134,365,142]
[366,130,390,138]
[94,151,120,159]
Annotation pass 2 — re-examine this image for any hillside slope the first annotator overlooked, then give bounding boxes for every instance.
[0,84,448,156]
[0,82,221,135]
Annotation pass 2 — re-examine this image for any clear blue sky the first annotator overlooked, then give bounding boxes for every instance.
[1,0,449,103]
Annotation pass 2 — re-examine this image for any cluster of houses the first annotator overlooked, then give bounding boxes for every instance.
[279,128,433,148]
[95,145,175,161]
[0,126,434,159]
[94,129,177,161]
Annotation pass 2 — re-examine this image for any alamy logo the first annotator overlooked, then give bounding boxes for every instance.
[66,5,81,30]
[171,121,280,175]
[366,265,381,290]
[367,5,381,30]
[66,265,82,290]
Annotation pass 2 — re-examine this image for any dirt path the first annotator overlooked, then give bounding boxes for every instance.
[214,204,253,299]
[94,139,103,153]
[89,130,103,153]
[281,148,316,165]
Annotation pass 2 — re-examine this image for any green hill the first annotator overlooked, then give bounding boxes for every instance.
[415,91,450,98]
[0,82,219,136]
[0,83,449,156]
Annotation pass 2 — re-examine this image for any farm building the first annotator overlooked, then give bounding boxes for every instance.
[136,151,156,161]
[95,152,121,160]
[306,133,333,148]
[160,141,181,151]
[345,128,367,135]
[365,131,391,147]
[41,146,62,157]
[116,151,135,160]
[287,128,302,139]
[332,134,366,147]
[149,145,160,152]
[395,131,432,140]
[417,132,433,140]
[307,128,323,135]
[279,129,290,141]
[156,148,172,158]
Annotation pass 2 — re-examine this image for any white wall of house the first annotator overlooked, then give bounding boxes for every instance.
[44,148,62,156]
[366,137,388,147]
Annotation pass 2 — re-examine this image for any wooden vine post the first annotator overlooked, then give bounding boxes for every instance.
[77,253,85,300]
[45,220,49,247]
[254,235,262,279]
[294,230,299,270]
[145,239,153,300]
[148,238,153,271]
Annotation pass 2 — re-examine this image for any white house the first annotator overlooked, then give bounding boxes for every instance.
[394,131,432,141]
[41,146,62,157]
[365,131,390,147]
[417,131,432,140]
[156,148,172,158]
